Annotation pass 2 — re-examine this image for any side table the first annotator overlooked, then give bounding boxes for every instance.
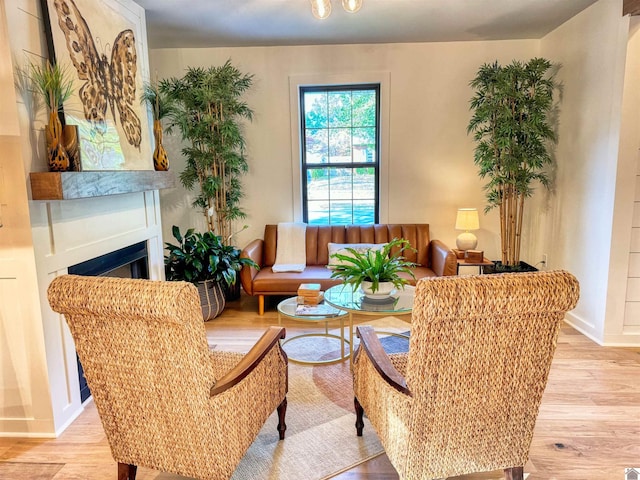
[456,258,494,275]
[324,284,415,360]
[277,297,349,365]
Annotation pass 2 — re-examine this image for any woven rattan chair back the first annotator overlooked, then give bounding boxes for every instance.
[404,270,580,477]
[47,274,288,480]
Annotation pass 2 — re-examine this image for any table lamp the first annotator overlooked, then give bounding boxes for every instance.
[455,208,479,251]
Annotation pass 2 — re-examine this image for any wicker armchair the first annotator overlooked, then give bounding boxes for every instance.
[352,270,579,480]
[47,275,288,480]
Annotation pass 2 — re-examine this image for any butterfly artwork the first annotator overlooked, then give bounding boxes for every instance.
[49,0,144,158]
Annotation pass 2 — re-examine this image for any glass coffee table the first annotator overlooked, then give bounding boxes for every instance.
[324,283,415,359]
[277,297,349,365]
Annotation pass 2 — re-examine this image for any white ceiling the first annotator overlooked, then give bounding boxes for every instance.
[134,0,601,49]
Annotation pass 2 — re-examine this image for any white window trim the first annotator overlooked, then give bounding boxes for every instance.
[288,72,390,224]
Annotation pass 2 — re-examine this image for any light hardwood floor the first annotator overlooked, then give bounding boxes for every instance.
[1,293,639,480]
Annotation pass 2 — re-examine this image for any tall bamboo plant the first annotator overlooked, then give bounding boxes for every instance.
[467,58,558,267]
[160,60,253,240]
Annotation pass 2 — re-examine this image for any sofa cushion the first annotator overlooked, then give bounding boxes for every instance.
[253,266,342,294]
[253,265,434,295]
[326,242,387,268]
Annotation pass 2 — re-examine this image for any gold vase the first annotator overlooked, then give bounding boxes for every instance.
[45,112,70,172]
[153,119,168,171]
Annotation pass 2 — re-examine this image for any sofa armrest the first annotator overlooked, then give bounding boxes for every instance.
[429,239,457,276]
[240,238,264,295]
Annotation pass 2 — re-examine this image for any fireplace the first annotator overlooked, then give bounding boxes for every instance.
[67,241,150,402]
[68,241,149,279]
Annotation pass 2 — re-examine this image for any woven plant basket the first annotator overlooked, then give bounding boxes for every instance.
[197,280,225,321]
[222,280,241,301]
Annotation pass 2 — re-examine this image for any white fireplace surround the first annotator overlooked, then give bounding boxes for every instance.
[30,191,164,436]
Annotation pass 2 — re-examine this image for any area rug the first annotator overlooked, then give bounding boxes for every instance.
[228,317,412,480]
[151,357,382,480]
[340,315,412,353]
[230,361,381,480]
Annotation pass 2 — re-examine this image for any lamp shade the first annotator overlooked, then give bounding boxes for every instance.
[455,208,479,251]
[455,208,479,231]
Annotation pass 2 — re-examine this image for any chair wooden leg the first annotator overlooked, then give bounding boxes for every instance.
[354,396,364,436]
[504,466,524,480]
[259,295,265,315]
[277,397,287,440]
[117,463,137,480]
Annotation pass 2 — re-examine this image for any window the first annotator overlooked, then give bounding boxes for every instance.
[300,84,380,225]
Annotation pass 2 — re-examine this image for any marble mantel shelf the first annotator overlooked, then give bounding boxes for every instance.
[29,170,176,200]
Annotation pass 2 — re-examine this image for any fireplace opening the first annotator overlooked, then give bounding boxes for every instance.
[68,241,149,402]
[68,241,149,279]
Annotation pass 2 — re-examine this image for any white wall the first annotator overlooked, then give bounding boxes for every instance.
[539,0,634,344]
[150,40,540,256]
[154,1,640,347]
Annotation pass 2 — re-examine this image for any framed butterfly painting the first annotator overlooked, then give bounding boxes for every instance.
[41,0,153,170]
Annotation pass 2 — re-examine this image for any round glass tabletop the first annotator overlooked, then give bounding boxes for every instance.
[276,296,349,365]
[277,296,347,321]
[324,283,415,315]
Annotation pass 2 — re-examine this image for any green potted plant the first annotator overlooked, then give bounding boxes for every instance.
[164,226,257,319]
[140,81,174,171]
[159,60,253,240]
[22,61,75,171]
[467,57,558,272]
[329,238,417,295]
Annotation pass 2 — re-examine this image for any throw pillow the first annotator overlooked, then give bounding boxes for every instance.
[327,243,387,268]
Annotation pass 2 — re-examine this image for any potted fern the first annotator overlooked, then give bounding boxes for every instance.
[329,238,417,295]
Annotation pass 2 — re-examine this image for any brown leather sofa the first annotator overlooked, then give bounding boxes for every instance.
[240,224,457,315]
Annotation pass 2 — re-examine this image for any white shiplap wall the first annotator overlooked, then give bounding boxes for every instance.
[626,164,640,325]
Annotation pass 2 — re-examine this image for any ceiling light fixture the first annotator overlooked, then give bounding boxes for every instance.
[342,0,362,13]
[311,0,332,20]
[310,0,363,19]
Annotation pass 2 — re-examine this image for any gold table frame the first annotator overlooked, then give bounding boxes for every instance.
[323,284,415,359]
[277,297,349,365]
